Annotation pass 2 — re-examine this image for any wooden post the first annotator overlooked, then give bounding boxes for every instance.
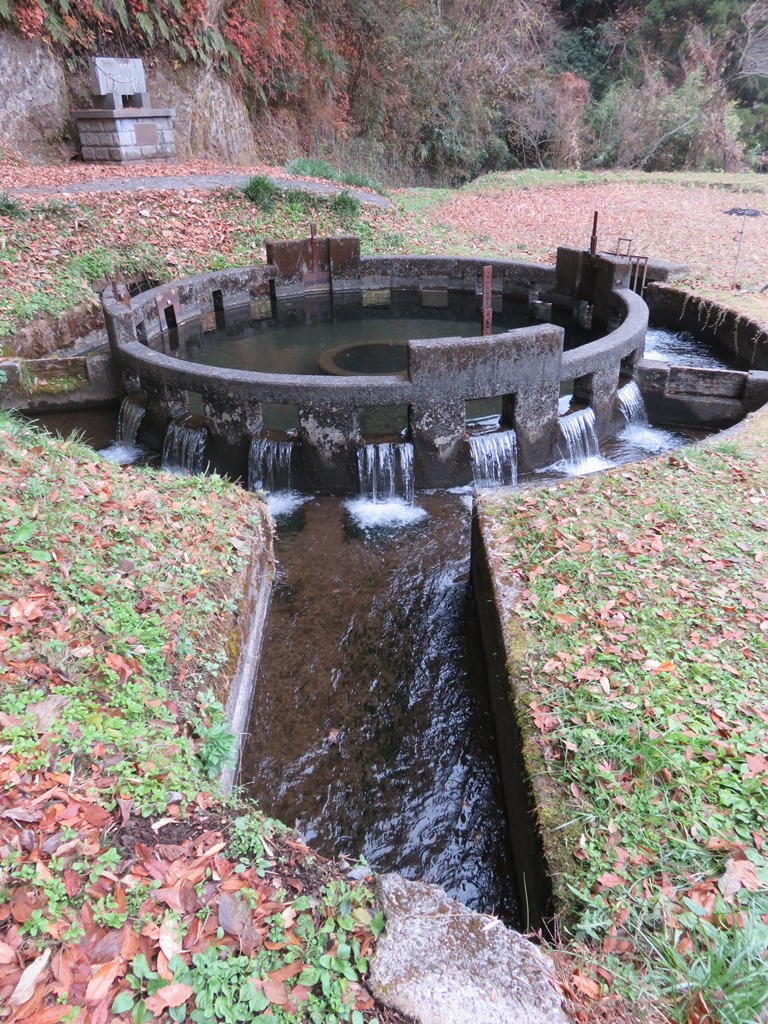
[482,265,493,336]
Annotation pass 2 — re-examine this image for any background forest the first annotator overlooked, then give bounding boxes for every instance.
[1,0,768,183]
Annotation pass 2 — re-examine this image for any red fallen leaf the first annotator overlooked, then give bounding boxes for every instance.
[10,888,37,923]
[289,984,312,1004]
[263,979,289,1005]
[596,873,625,889]
[85,962,122,1003]
[745,753,768,776]
[718,858,764,899]
[90,997,111,1024]
[7,597,47,624]
[153,888,184,911]
[570,971,600,1000]
[104,651,133,682]
[0,941,17,964]
[553,613,578,625]
[20,1007,71,1024]
[145,982,194,1012]
[268,962,305,983]
[688,991,712,1024]
[218,891,251,937]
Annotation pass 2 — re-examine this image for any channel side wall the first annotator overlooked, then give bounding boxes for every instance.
[102,250,645,493]
[471,512,554,933]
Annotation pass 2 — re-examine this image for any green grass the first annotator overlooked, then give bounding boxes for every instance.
[0,413,386,1024]
[465,168,768,194]
[284,158,386,195]
[480,426,768,1020]
[0,411,261,812]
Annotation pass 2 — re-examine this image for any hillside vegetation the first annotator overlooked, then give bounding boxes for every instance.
[1,0,768,182]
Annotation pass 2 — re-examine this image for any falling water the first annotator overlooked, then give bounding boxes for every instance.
[162,420,207,475]
[617,380,647,427]
[556,408,611,475]
[616,379,677,453]
[249,438,294,493]
[116,396,145,444]
[357,442,415,503]
[469,430,518,488]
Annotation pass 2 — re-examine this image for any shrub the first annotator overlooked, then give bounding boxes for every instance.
[0,192,26,220]
[285,157,339,180]
[329,189,361,221]
[243,175,279,209]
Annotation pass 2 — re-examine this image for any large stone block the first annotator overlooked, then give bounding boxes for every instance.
[90,57,146,99]
[369,875,567,1024]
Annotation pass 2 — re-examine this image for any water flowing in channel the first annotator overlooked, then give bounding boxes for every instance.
[241,494,517,921]
[357,442,415,503]
[556,408,611,475]
[116,396,145,444]
[249,438,294,494]
[469,430,518,488]
[161,421,207,475]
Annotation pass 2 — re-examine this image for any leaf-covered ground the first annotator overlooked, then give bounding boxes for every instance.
[0,414,388,1024]
[1,163,767,341]
[478,414,768,1024]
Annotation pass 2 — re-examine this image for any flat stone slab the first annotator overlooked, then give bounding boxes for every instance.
[368,875,567,1024]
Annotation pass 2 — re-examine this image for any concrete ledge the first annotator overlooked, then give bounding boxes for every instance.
[220,515,275,793]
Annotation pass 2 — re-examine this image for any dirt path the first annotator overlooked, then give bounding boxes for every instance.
[7,172,393,207]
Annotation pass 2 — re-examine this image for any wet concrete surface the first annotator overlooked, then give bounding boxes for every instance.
[241,493,518,923]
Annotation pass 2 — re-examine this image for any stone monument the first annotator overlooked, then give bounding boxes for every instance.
[75,57,176,163]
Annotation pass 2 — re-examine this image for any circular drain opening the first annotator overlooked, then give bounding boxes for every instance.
[318,339,408,377]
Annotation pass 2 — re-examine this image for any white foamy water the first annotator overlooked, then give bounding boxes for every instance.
[267,493,311,518]
[549,454,614,477]
[618,423,678,452]
[344,498,428,530]
[99,442,146,464]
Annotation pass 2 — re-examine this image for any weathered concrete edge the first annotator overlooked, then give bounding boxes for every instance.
[220,507,275,794]
[471,504,577,929]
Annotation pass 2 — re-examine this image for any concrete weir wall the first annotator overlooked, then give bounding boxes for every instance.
[102,239,648,493]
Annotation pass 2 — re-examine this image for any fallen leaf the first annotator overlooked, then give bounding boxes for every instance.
[145,983,194,1012]
[85,962,122,1004]
[10,949,51,1007]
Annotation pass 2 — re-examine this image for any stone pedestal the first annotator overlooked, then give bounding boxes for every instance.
[76,108,176,162]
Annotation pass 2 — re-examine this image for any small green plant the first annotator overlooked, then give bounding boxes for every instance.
[243,175,279,210]
[285,158,385,195]
[0,191,26,219]
[644,912,768,1024]
[329,190,361,222]
[285,157,339,180]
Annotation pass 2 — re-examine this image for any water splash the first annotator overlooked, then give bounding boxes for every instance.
[617,380,647,427]
[357,442,415,503]
[116,396,145,444]
[617,379,677,453]
[469,430,518,488]
[99,443,146,465]
[162,420,207,475]
[344,498,428,530]
[556,408,612,476]
[249,437,294,494]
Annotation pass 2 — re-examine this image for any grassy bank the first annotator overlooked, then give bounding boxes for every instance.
[0,413,383,1024]
[478,412,768,1023]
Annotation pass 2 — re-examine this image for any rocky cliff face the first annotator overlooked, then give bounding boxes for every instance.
[0,30,277,164]
[0,32,72,161]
